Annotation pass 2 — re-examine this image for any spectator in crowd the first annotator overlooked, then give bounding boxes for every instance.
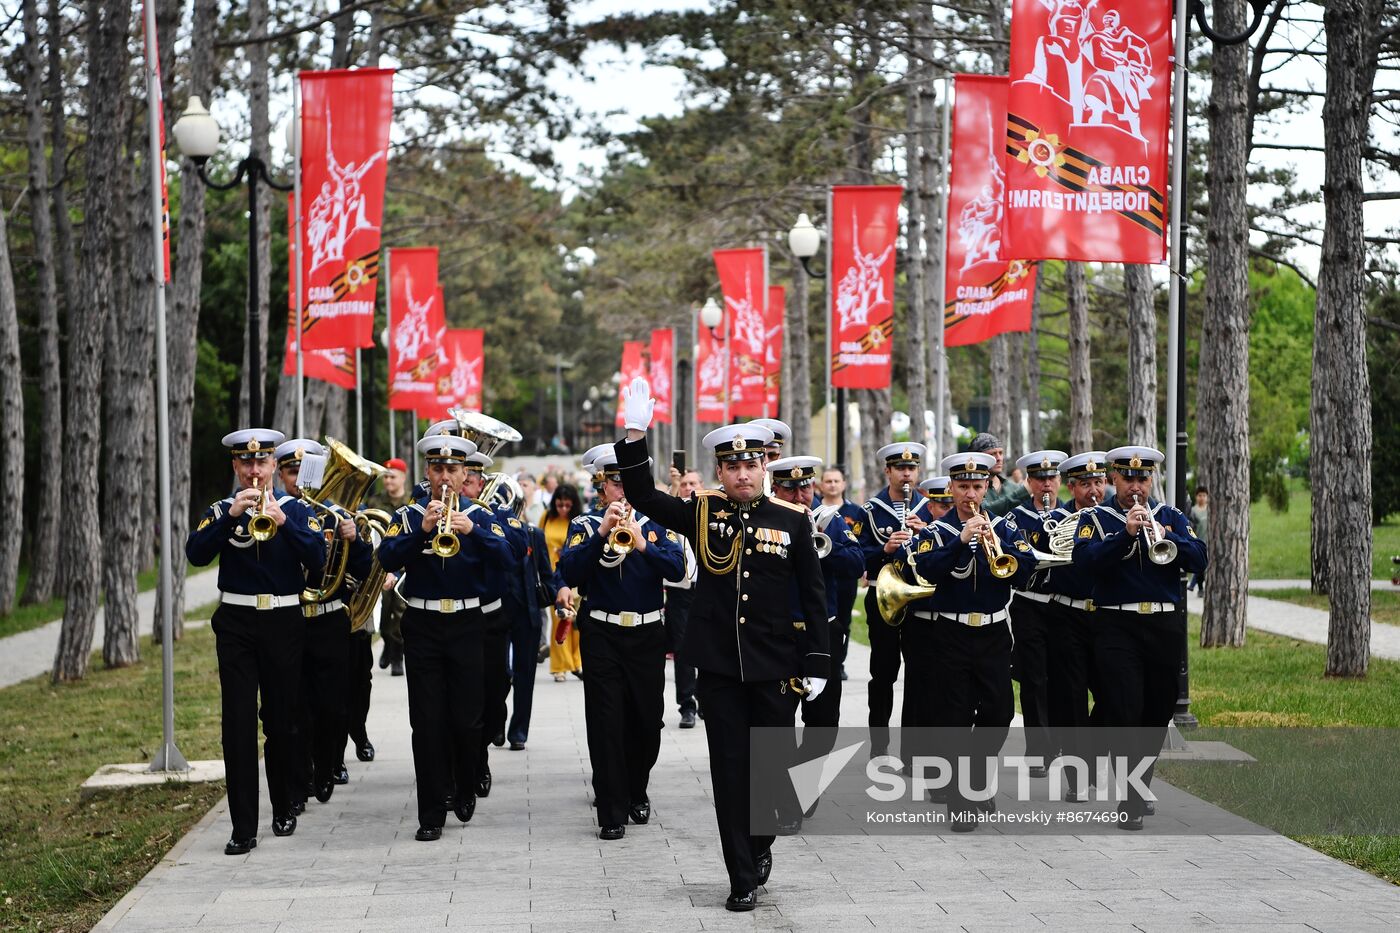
[1188,487,1209,592]
[540,483,585,682]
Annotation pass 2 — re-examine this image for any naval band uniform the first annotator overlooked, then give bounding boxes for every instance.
[614,425,828,899]
[186,429,327,851]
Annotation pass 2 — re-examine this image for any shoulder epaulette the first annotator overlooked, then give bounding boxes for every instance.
[767,497,806,514]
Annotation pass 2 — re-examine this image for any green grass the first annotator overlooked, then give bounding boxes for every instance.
[1250,587,1400,628]
[1249,484,1400,579]
[0,627,228,933]
[0,560,212,641]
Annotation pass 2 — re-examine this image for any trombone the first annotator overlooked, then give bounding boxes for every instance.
[248,476,277,542]
[971,502,1018,579]
[1132,494,1178,565]
[431,483,461,558]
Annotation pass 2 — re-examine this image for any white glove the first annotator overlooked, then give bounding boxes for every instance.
[621,376,655,432]
[803,676,828,702]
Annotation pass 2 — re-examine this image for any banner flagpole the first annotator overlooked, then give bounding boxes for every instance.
[824,186,834,466]
[385,249,394,461]
[1165,0,1189,510]
[293,74,305,438]
[761,246,770,420]
[934,77,952,463]
[355,348,363,450]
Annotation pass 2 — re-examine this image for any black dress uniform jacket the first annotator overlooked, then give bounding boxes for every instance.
[377,498,515,595]
[1072,495,1207,604]
[187,492,328,591]
[614,436,829,681]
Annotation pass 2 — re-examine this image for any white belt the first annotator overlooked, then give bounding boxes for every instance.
[589,608,663,627]
[1097,601,1176,614]
[1014,591,1054,604]
[1049,594,1096,611]
[404,596,503,614]
[302,599,346,618]
[935,609,1010,627]
[220,592,300,611]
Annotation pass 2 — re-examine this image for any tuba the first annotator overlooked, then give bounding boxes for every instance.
[449,409,524,513]
[300,438,388,604]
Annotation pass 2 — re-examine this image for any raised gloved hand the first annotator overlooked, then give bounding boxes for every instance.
[621,376,655,432]
[803,676,828,702]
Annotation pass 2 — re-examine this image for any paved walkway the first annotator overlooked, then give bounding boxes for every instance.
[91,635,1400,932]
[1247,578,1395,591]
[0,568,221,689]
[1188,581,1400,662]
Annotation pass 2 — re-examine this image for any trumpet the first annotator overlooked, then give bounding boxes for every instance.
[431,483,461,558]
[971,502,1018,579]
[1132,494,1178,565]
[607,504,636,555]
[248,476,277,542]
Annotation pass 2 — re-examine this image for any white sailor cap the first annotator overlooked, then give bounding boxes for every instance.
[465,452,494,473]
[1015,449,1069,478]
[877,442,926,466]
[425,419,460,437]
[590,448,620,479]
[415,434,478,463]
[765,455,823,487]
[273,438,324,467]
[1106,445,1164,477]
[750,418,792,452]
[703,423,775,461]
[939,452,997,480]
[222,428,285,459]
[1060,451,1108,480]
[919,475,952,499]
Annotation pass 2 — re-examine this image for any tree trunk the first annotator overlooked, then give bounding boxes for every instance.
[1318,0,1381,676]
[54,0,129,682]
[1026,274,1043,450]
[238,0,272,425]
[988,335,1012,449]
[918,53,948,458]
[903,62,928,450]
[1008,332,1026,459]
[0,202,25,614]
[788,255,811,452]
[1124,264,1159,448]
[1066,262,1093,452]
[323,380,348,440]
[1197,0,1251,649]
[859,388,892,498]
[19,0,62,606]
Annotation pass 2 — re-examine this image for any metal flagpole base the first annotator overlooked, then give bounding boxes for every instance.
[149,742,191,773]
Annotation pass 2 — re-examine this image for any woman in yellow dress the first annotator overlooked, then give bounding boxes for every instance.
[540,484,584,681]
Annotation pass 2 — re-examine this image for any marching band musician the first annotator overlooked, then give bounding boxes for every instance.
[818,467,864,682]
[557,447,687,840]
[1072,446,1207,830]
[186,429,327,855]
[613,378,829,913]
[377,433,515,842]
[274,439,373,810]
[918,475,954,520]
[1047,451,1108,803]
[904,452,1039,832]
[1004,449,1070,779]
[857,444,931,753]
[750,418,791,462]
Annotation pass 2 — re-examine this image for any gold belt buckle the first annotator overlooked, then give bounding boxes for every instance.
[1139,602,1153,614]
[257,594,272,610]
[1084,599,1095,612]
[968,612,984,627]
[619,611,638,627]
[439,599,455,613]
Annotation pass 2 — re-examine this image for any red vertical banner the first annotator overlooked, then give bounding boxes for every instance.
[419,328,483,420]
[944,75,1039,348]
[695,323,726,424]
[297,68,394,350]
[615,341,649,428]
[649,328,674,424]
[830,185,902,388]
[387,247,441,412]
[765,285,784,417]
[1004,0,1173,262]
[282,326,356,389]
[139,0,170,281]
[415,286,451,421]
[713,248,767,417]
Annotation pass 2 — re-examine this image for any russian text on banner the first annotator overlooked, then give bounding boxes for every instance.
[830,185,903,389]
[285,194,356,388]
[296,68,394,350]
[945,75,1038,348]
[649,328,674,425]
[1003,0,1172,263]
[713,247,768,417]
[387,247,442,412]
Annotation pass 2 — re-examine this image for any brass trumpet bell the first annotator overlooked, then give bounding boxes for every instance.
[249,477,277,542]
[989,553,1019,579]
[432,485,461,558]
[608,526,635,555]
[874,561,937,627]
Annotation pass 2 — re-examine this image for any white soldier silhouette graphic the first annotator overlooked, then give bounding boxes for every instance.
[958,118,1006,271]
[650,353,672,407]
[699,336,727,398]
[393,272,434,373]
[726,268,766,359]
[451,356,481,401]
[835,208,894,333]
[1020,0,1152,142]
[307,106,385,275]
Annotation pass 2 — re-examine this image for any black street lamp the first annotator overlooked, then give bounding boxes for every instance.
[788,212,847,471]
[172,96,293,428]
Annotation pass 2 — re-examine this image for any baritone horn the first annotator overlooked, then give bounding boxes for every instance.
[248,476,277,542]
[300,438,387,604]
[1133,495,1178,565]
[432,484,461,558]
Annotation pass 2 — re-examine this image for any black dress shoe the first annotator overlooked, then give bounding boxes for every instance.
[356,739,375,762]
[378,647,391,670]
[628,800,650,824]
[976,796,997,815]
[679,709,697,729]
[949,808,978,833]
[598,825,625,840]
[314,780,334,803]
[333,764,350,785]
[1143,799,1156,817]
[775,815,802,836]
[570,669,584,680]
[454,796,476,824]
[756,850,773,886]
[492,731,505,747]
[291,799,306,816]
[1028,765,1049,779]
[725,889,758,912]
[476,766,492,798]
[391,660,404,676]
[224,836,257,855]
[272,815,297,837]
[927,786,949,804]
[1117,813,1145,831]
[415,826,442,842]
[509,741,526,751]
[803,798,819,819]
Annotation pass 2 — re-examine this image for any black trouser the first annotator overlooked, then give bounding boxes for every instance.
[835,577,857,670]
[1092,608,1180,817]
[507,607,542,745]
[402,606,486,829]
[695,671,800,895]
[345,629,373,748]
[865,587,902,733]
[1045,600,1096,788]
[579,615,667,828]
[211,603,305,840]
[797,618,845,776]
[1010,595,1053,762]
[477,607,511,785]
[297,608,350,789]
[902,614,1013,811]
[379,589,405,664]
[664,587,697,714]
